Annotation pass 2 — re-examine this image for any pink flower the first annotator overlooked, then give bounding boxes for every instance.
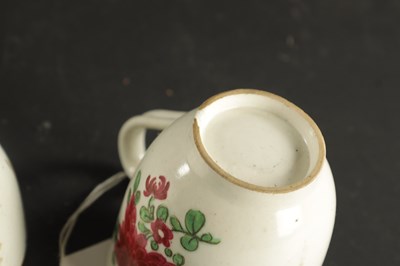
[144,175,170,200]
[151,219,174,248]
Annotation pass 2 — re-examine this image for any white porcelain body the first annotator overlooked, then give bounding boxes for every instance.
[109,90,336,266]
[0,146,26,266]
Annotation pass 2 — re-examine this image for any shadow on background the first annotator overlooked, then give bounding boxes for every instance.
[19,160,128,266]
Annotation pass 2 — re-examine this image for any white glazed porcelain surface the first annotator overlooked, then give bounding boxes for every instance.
[0,146,26,266]
[109,89,336,266]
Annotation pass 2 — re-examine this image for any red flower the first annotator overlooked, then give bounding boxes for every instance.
[144,175,170,200]
[151,219,174,247]
[142,252,175,266]
[114,195,175,266]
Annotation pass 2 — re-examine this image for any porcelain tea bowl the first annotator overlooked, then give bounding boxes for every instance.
[109,89,336,266]
[0,145,26,266]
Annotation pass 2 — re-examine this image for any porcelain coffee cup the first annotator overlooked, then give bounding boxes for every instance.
[108,89,336,266]
[0,145,26,266]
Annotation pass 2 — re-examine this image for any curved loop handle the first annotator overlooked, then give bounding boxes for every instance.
[118,109,185,177]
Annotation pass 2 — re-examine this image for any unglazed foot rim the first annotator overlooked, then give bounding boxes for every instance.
[193,88,326,194]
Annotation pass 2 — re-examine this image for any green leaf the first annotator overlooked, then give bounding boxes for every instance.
[209,238,221,244]
[180,235,199,251]
[200,233,221,244]
[172,253,185,266]
[185,209,206,235]
[140,206,153,223]
[149,196,155,207]
[200,233,212,242]
[133,170,141,193]
[156,205,169,222]
[138,221,151,234]
[134,191,141,205]
[127,189,132,203]
[164,248,173,257]
[170,216,184,232]
[151,240,159,250]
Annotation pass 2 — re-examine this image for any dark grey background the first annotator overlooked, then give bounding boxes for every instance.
[1,0,400,265]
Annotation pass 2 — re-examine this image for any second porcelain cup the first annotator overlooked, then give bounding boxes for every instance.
[0,145,26,266]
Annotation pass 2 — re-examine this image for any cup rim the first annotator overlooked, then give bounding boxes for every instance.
[193,88,326,194]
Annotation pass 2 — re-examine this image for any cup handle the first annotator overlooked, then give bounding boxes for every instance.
[118,109,185,178]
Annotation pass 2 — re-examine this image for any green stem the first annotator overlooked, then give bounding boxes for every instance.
[172,228,188,234]
[148,196,154,208]
[144,196,155,220]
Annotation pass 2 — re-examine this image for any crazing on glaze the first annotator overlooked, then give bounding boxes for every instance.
[113,171,221,266]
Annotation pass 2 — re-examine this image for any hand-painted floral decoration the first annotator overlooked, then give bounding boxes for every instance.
[113,171,221,266]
